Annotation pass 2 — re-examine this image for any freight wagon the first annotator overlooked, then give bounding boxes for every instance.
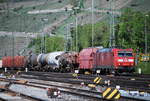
[78,47,99,73]
[2,56,26,70]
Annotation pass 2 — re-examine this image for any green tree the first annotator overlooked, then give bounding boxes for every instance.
[45,36,65,52]
[30,36,65,53]
[71,22,109,51]
[116,8,150,53]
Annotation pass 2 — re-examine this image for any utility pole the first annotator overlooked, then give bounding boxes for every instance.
[145,14,148,54]
[112,0,115,47]
[64,24,69,51]
[145,14,148,69]
[67,24,69,51]
[76,17,78,52]
[108,0,115,48]
[92,0,94,48]
[42,19,44,53]
[41,18,48,53]
[6,0,9,17]
[12,32,15,67]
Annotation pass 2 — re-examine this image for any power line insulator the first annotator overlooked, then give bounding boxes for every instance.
[65,7,68,12]
[58,0,62,3]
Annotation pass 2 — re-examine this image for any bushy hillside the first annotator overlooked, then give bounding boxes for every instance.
[127,0,150,12]
[0,36,30,59]
[0,0,69,32]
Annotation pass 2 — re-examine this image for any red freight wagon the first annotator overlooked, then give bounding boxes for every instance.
[2,56,26,69]
[78,48,99,71]
[94,48,135,73]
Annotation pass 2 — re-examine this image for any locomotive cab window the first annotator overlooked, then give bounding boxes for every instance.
[118,52,133,57]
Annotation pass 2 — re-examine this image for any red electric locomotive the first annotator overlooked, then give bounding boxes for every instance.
[78,48,135,74]
[94,48,135,73]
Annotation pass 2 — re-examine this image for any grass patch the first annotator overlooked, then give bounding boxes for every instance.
[136,62,150,74]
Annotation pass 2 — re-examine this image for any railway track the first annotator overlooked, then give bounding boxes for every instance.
[1,71,150,100]
[20,74,150,94]
[20,71,150,92]
[0,78,105,101]
[0,77,141,101]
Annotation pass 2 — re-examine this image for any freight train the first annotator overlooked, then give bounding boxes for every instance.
[2,51,79,72]
[1,47,135,74]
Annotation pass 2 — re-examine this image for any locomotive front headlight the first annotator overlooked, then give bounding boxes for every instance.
[128,59,134,62]
[118,59,123,62]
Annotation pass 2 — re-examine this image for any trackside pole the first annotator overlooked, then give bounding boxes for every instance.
[138,68,141,74]
[4,68,7,73]
[96,70,101,75]
[25,68,28,72]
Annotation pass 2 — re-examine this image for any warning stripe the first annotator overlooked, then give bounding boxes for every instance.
[88,84,96,88]
[94,77,99,82]
[102,88,121,100]
[106,89,118,99]
[102,88,111,97]
[114,93,121,99]
[94,77,101,84]
[96,79,101,84]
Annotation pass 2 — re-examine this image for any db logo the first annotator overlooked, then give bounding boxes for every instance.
[124,58,128,62]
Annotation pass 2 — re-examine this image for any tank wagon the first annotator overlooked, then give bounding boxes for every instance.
[36,51,79,72]
[59,52,79,72]
[78,48,135,74]
[26,53,38,70]
[36,51,64,71]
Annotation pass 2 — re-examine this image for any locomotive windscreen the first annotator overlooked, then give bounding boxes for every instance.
[118,52,133,57]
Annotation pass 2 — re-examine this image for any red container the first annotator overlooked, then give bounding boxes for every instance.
[78,48,98,69]
[2,56,26,68]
